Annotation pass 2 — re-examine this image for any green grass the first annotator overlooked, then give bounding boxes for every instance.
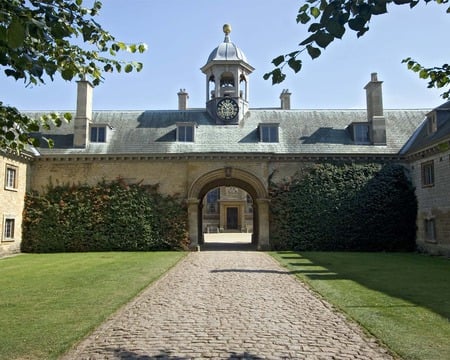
[0,252,186,360]
[271,252,450,360]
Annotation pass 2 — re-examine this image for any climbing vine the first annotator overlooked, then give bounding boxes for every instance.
[270,163,417,251]
[22,179,188,253]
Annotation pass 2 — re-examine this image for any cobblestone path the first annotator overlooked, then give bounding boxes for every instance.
[61,251,394,359]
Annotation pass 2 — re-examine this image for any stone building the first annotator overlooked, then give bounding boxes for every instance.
[0,150,33,256]
[1,25,449,256]
[402,101,450,255]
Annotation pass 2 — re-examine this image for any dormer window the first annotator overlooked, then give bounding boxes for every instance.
[351,123,370,144]
[90,126,106,143]
[259,123,279,143]
[426,112,437,135]
[177,123,196,142]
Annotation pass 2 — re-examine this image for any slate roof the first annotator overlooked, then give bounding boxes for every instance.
[401,100,450,155]
[29,108,428,157]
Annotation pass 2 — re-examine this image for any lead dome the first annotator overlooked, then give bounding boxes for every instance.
[206,24,248,63]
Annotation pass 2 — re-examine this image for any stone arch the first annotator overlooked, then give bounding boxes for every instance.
[187,167,270,250]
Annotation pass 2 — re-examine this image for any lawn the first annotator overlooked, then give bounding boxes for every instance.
[271,251,450,360]
[0,252,186,360]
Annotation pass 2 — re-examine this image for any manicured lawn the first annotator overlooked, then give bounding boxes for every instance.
[271,251,450,360]
[0,252,186,360]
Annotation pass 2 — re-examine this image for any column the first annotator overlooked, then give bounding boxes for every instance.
[256,198,270,250]
[187,198,200,249]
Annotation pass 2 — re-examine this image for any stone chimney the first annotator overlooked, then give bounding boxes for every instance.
[280,89,291,110]
[73,79,93,148]
[364,73,386,145]
[178,89,189,110]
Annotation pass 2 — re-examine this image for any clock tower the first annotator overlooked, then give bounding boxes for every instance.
[201,24,254,124]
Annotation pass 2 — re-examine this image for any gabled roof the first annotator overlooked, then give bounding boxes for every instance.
[401,100,450,155]
[28,108,427,158]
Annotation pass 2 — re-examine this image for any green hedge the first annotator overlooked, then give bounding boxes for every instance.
[22,179,189,252]
[270,163,417,251]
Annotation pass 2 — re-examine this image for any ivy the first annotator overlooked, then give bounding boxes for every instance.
[269,163,417,251]
[22,179,189,253]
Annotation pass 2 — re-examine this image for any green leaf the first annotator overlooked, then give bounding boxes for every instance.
[61,68,74,81]
[138,43,148,53]
[288,58,302,73]
[419,69,429,79]
[297,13,311,24]
[272,55,285,66]
[348,17,367,32]
[307,45,321,59]
[310,7,321,18]
[325,21,345,39]
[7,17,26,48]
[124,64,133,73]
[315,32,334,48]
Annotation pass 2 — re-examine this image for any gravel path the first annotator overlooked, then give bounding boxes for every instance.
[61,250,394,359]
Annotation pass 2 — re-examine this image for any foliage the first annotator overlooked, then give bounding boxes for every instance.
[272,252,450,360]
[269,163,417,251]
[264,0,450,99]
[0,252,186,359]
[21,179,189,252]
[0,0,146,151]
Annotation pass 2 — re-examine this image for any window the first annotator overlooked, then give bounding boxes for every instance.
[206,188,219,213]
[353,124,370,144]
[421,161,434,187]
[3,218,15,241]
[424,218,436,242]
[5,165,17,190]
[90,126,106,143]
[260,124,279,143]
[177,123,195,142]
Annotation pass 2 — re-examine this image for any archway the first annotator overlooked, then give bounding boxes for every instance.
[187,167,270,250]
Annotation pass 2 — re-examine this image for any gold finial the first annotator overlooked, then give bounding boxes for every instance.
[223,24,231,35]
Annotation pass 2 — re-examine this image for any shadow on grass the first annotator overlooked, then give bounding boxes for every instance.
[276,251,450,320]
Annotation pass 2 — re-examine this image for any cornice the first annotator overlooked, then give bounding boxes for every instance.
[34,152,403,163]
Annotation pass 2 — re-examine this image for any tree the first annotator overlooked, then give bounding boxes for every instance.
[0,0,146,151]
[264,0,450,99]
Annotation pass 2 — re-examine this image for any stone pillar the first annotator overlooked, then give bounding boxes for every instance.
[256,198,270,250]
[187,198,200,249]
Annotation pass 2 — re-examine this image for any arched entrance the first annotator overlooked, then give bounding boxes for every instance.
[187,167,270,250]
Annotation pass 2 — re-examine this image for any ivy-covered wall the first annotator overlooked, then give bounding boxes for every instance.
[21,179,189,252]
[270,163,417,251]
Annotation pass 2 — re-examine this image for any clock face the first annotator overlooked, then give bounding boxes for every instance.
[216,98,239,121]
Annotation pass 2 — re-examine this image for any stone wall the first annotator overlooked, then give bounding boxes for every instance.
[0,153,29,256]
[411,150,450,256]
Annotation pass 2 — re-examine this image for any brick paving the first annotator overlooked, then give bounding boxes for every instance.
[61,247,394,359]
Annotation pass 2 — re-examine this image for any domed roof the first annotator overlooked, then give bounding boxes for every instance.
[206,24,248,63]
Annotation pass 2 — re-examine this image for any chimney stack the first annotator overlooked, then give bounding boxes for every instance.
[73,79,93,148]
[364,73,386,145]
[280,89,291,110]
[178,89,189,110]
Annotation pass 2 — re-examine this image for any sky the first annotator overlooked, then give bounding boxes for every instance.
[1,0,449,111]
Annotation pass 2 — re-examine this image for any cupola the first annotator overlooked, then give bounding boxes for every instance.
[201,24,254,124]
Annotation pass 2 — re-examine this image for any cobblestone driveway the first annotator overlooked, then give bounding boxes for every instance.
[61,250,394,359]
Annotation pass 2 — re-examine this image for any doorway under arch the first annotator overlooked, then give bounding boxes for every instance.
[187,167,270,250]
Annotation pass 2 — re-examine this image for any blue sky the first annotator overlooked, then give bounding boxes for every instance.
[1,0,448,111]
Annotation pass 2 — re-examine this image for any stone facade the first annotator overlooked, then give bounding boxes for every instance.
[4,25,450,255]
[404,106,450,256]
[0,151,31,256]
